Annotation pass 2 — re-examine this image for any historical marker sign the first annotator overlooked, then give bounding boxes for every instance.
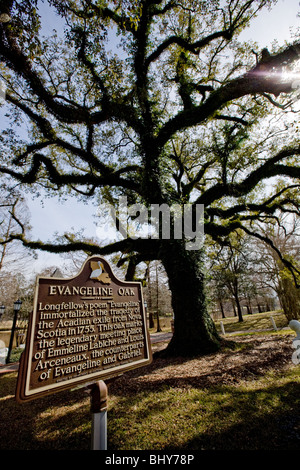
[16,256,152,402]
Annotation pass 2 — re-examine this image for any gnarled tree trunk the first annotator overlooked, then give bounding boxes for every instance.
[160,241,222,357]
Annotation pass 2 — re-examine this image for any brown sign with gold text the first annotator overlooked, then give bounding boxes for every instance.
[16,257,152,402]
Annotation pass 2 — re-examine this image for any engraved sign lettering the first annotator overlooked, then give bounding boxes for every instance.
[16,257,152,402]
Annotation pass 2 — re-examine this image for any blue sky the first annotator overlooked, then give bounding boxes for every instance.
[2,0,300,273]
[239,0,299,45]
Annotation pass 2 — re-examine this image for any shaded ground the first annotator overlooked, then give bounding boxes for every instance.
[106,335,300,450]
[111,334,295,391]
[0,334,299,450]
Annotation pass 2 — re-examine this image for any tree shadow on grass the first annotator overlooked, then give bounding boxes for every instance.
[177,385,300,451]
[106,336,299,450]
[0,335,296,450]
[108,335,294,397]
[107,380,300,451]
[0,372,91,450]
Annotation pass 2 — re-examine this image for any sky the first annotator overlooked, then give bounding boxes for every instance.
[2,0,300,275]
[240,0,299,45]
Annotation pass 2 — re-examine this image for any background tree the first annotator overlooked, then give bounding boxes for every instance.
[0,185,34,321]
[0,0,299,356]
[0,188,31,269]
[208,233,257,322]
[206,268,228,319]
[145,260,172,331]
[254,214,300,320]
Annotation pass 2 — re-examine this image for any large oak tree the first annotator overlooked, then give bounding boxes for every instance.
[0,0,299,356]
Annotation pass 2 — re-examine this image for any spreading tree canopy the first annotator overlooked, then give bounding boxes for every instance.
[0,0,300,356]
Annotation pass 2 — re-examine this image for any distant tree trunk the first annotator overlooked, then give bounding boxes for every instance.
[234,293,244,322]
[219,300,226,319]
[229,277,244,323]
[156,262,162,332]
[149,311,154,329]
[278,276,300,321]
[232,300,237,317]
[156,311,161,332]
[246,297,253,314]
[147,263,154,328]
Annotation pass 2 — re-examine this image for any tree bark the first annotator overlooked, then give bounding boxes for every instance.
[219,300,226,319]
[146,262,155,328]
[159,241,223,357]
[155,262,162,332]
[233,293,244,323]
[229,277,244,322]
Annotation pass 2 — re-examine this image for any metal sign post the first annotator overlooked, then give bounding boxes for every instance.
[90,381,108,450]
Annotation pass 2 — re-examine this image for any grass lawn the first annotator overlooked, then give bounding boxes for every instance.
[0,312,299,451]
[214,310,289,334]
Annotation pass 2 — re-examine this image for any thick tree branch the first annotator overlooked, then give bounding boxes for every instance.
[156,42,300,150]
[6,93,56,139]
[1,224,161,261]
[145,29,234,68]
[205,217,300,287]
[197,146,300,206]
[214,114,248,125]
[88,3,139,36]
[1,27,143,134]
[206,185,300,221]
[0,154,141,193]
[0,29,91,123]
[241,225,300,287]
[182,159,216,198]
[6,91,140,184]
[147,0,269,67]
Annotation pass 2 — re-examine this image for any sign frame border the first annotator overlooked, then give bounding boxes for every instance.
[15,256,152,403]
